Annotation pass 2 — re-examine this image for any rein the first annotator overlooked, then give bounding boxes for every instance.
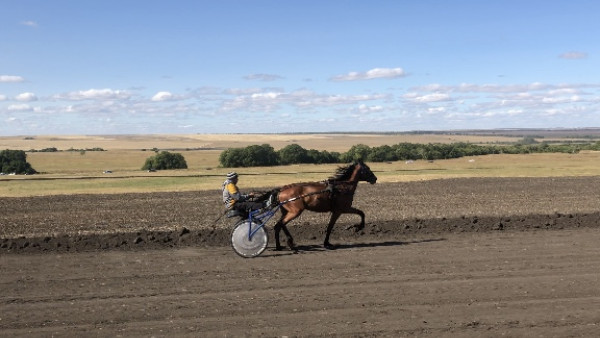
[279,180,356,204]
[280,188,329,204]
[214,208,230,223]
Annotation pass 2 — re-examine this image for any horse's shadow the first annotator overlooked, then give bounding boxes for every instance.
[263,237,446,257]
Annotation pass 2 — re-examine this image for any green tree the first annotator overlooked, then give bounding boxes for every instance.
[306,149,341,164]
[219,144,278,167]
[519,136,539,145]
[219,147,246,167]
[393,143,419,160]
[341,144,371,162]
[242,144,279,167]
[0,150,37,174]
[278,144,309,165]
[367,145,396,162]
[142,151,188,170]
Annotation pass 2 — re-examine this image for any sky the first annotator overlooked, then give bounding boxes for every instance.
[1,0,599,136]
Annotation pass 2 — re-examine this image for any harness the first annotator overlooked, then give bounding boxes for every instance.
[281,188,328,204]
[324,180,358,197]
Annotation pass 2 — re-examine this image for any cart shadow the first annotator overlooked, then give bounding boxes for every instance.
[263,237,446,257]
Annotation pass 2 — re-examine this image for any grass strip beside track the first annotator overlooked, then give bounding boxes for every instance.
[1,152,599,197]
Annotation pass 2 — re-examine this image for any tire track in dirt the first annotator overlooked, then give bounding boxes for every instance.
[2,229,600,337]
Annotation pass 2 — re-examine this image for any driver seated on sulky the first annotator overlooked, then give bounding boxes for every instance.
[222,172,264,218]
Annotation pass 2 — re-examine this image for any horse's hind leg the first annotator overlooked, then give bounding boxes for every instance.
[346,207,366,231]
[274,208,301,252]
[273,208,288,251]
[274,209,296,251]
[282,224,296,252]
[274,221,297,251]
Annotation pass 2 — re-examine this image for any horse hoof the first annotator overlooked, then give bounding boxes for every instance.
[324,243,337,250]
[274,246,284,251]
[287,239,296,250]
[345,224,365,232]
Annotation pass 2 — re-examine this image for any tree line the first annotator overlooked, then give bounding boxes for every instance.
[28,147,106,152]
[219,140,600,167]
[4,138,599,174]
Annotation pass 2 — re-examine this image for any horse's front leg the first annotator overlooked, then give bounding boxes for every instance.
[324,212,342,249]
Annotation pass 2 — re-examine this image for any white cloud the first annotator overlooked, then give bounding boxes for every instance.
[331,67,406,81]
[411,93,451,103]
[427,107,446,113]
[506,109,524,116]
[16,92,38,102]
[8,104,32,111]
[218,88,388,113]
[20,21,38,27]
[559,51,588,60]
[251,92,281,100]
[0,75,25,83]
[152,91,174,101]
[0,95,6,101]
[224,88,263,95]
[5,78,597,135]
[547,88,577,95]
[411,82,600,95]
[54,88,131,101]
[244,73,284,81]
[542,95,581,104]
[357,104,384,113]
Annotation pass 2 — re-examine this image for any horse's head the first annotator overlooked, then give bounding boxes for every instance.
[355,160,377,184]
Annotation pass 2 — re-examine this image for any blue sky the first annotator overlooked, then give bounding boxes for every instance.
[1,0,599,135]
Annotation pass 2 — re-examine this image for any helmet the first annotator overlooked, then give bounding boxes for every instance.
[226,172,238,180]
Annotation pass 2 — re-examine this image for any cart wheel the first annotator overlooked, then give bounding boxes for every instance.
[231,220,268,258]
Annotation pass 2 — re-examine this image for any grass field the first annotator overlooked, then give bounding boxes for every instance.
[1,133,529,152]
[1,134,599,197]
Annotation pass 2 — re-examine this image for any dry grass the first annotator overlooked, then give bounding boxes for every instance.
[24,149,222,174]
[2,151,599,197]
[372,152,600,182]
[1,133,520,152]
[1,134,599,197]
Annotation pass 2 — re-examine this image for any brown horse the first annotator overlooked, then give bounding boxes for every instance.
[273,160,377,251]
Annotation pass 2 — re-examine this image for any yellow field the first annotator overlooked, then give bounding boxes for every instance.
[1,133,520,152]
[1,134,599,197]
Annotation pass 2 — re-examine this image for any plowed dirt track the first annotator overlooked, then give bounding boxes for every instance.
[2,177,600,337]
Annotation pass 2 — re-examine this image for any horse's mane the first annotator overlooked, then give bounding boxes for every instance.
[328,163,356,181]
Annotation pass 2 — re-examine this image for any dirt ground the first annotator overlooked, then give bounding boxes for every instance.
[2,230,600,337]
[1,177,600,336]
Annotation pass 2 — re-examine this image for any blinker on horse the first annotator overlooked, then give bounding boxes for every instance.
[273,160,377,251]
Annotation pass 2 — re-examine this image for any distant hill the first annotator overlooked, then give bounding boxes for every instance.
[402,128,600,139]
[277,128,600,139]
